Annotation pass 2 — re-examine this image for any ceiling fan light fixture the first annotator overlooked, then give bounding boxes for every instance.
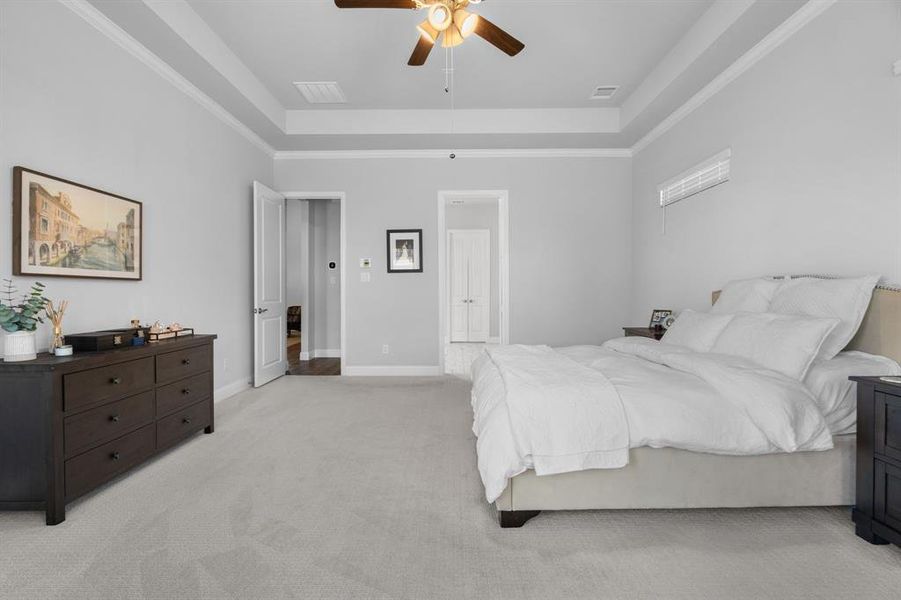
[441,23,464,47]
[453,9,478,37]
[427,3,452,31]
[416,19,439,43]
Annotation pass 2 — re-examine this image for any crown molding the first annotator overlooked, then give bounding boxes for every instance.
[60,0,276,157]
[285,108,620,136]
[632,0,837,154]
[621,0,755,129]
[273,148,632,160]
[141,0,286,131]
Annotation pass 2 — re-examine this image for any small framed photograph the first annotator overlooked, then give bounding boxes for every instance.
[386,229,422,273]
[649,309,673,329]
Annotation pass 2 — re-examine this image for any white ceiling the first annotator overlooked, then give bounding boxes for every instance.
[85,0,810,152]
[185,0,713,111]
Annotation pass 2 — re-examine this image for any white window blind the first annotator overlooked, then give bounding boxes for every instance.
[658,148,731,207]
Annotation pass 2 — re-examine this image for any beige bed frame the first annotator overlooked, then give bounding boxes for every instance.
[495,279,901,527]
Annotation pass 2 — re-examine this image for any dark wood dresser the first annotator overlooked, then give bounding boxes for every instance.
[0,334,216,525]
[851,376,901,547]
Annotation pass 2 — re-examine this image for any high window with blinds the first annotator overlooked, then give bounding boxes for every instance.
[658,148,731,207]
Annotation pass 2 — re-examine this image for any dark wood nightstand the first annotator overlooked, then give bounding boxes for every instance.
[850,375,901,547]
[622,327,665,340]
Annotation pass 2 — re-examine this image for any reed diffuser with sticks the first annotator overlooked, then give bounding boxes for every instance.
[45,299,69,354]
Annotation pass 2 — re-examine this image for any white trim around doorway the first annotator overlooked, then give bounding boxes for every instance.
[437,190,510,373]
[282,191,346,375]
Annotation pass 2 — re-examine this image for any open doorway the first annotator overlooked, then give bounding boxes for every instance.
[438,191,510,377]
[285,196,342,376]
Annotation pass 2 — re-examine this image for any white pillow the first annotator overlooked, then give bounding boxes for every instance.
[768,275,880,360]
[710,277,781,314]
[661,309,735,352]
[804,351,901,434]
[710,312,839,380]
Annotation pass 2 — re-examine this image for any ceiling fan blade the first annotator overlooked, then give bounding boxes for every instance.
[334,0,417,8]
[407,35,434,66]
[473,16,525,57]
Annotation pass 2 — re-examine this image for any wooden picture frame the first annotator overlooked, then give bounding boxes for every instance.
[386,229,423,273]
[648,309,673,329]
[13,167,142,281]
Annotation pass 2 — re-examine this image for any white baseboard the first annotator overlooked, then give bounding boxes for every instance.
[311,349,342,359]
[299,351,310,361]
[214,378,252,403]
[343,365,442,376]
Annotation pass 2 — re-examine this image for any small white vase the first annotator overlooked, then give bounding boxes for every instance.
[3,330,37,362]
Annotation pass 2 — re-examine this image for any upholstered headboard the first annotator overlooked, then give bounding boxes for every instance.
[711,278,901,364]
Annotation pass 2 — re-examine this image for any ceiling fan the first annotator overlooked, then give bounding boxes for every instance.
[334,0,525,66]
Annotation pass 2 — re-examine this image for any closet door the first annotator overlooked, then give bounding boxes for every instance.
[466,231,491,342]
[449,231,470,342]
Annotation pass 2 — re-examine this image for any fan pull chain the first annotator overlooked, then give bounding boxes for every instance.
[445,45,456,159]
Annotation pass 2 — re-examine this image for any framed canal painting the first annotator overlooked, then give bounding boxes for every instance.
[13,167,142,280]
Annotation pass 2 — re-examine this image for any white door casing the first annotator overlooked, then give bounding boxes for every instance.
[253,181,287,387]
[448,229,490,343]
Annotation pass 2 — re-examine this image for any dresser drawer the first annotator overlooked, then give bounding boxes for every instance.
[875,392,901,463]
[64,357,154,412]
[64,390,155,457]
[157,398,211,449]
[64,424,155,500]
[156,372,211,417]
[875,459,901,535]
[156,344,212,384]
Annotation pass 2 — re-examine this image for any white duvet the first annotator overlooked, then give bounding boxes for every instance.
[471,338,835,503]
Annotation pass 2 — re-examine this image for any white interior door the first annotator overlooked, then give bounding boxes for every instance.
[467,231,491,342]
[448,229,490,343]
[253,181,287,387]
[449,231,470,342]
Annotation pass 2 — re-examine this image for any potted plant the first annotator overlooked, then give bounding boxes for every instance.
[0,279,48,362]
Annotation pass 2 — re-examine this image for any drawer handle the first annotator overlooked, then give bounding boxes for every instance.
[183,417,192,425]
[182,388,191,396]
[111,452,120,461]
[110,377,122,385]
[110,414,120,423]
[182,359,191,366]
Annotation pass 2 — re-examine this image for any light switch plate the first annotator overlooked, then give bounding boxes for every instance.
[360,258,372,269]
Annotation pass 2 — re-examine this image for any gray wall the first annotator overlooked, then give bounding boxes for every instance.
[275,157,632,367]
[307,199,341,354]
[631,0,901,322]
[286,200,308,314]
[445,202,499,338]
[0,1,273,391]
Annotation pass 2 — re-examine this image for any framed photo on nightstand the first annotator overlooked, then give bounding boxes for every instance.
[649,309,673,329]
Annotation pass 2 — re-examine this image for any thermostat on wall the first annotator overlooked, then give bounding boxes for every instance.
[360,258,372,269]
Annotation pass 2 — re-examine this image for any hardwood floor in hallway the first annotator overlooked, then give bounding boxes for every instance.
[287,333,341,376]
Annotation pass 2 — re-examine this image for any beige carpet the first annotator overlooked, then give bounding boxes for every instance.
[2,375,901,599]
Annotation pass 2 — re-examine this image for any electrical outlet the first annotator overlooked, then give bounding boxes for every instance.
[223,358,229,372]
[382,344,389,354]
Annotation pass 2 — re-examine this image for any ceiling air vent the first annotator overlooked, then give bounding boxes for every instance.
[293,81,347,104]
[590,86,619,100]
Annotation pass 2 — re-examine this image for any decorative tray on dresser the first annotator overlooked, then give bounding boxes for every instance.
[0,334,216,525]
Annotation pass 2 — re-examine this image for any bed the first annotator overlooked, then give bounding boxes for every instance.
[472,277,901,527]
